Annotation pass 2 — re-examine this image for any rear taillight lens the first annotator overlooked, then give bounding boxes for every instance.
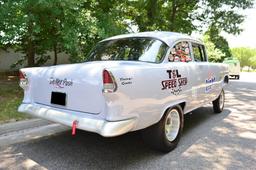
[19,71,28,89]
[19,71,25,80]
[103,69,117,93]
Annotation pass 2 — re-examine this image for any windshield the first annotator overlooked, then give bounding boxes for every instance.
[86,37,168,63]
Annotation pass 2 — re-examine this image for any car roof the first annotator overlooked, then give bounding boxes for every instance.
[101,31,203,47]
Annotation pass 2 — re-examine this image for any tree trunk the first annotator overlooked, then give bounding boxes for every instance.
[27,20,35,67]
[169,0,177,31]
[146,0,157,26]
[27,46,35,67]
[53,44,58,65]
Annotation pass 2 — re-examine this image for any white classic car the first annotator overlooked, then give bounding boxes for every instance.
[18,32,229,152]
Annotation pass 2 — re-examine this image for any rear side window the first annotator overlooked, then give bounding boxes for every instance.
[192,44,206,62]
[168,41,192,62]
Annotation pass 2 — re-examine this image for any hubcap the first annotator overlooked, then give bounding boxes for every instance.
[165,109,180,142]
[219,91,224,110]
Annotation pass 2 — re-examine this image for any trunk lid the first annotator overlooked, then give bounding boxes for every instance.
[25,62,108,114]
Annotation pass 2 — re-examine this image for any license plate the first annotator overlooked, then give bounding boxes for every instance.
[51,92,66,106]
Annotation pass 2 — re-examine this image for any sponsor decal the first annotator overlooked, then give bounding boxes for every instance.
[120,77,133,85]
[162,69,187,95]
[205,72,216,93]
[49,77,73,88]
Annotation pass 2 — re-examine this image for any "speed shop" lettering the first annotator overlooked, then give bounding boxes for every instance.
[161,69,187,95]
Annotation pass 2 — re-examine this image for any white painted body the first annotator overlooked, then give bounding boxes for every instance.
[18,32,229,137]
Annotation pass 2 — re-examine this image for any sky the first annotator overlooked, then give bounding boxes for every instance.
[222,2,256,48]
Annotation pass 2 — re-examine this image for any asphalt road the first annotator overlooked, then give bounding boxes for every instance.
[0,72,255,170]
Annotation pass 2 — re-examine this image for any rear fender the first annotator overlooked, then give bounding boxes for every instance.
[157,100,186,123]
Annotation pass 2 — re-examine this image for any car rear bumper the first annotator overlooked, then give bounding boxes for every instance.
[18,103,136,137]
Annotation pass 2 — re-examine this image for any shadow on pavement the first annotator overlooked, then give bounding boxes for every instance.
[0,106,231,169]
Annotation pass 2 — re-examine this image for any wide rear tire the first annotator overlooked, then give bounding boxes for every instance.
[212,89,225,113]
[142,105,184,152]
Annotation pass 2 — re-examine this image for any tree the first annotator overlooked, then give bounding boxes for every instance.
[123,0,200,33]
[69,0,129,62]
[250,56,256,70]
[231,47,256,69]
[123,0,253,33]
[0,0,129,66]
[203,34,224,62]
[196,0,253,34]
[204,26,232,61]
[122,0,253,62]
[0,0,81,66]
[194,0,253,61]
[125,0,253,62]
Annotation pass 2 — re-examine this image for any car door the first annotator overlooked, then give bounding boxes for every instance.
[164,41,194,113]
[190,43,210,105]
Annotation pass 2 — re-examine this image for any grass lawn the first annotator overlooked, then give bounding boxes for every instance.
[0,79,30,123]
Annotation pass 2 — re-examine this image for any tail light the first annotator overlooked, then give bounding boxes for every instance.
[19,70,28,89]
[19,71,26,80]
[103,69,117,93]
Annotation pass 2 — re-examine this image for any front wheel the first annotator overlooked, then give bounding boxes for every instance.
[142,105,184,152]
[212,89,225,113]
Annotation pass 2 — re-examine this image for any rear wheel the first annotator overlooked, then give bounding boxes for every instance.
[212,89,225,113]
[236,75,240,80]
[142,105,184,152]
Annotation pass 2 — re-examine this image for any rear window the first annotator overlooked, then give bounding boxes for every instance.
[86,37,168,63]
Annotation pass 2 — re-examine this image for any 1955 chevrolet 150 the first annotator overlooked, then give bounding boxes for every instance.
[18,31,229,152]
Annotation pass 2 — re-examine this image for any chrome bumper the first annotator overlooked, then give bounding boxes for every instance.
[18,103,136,137]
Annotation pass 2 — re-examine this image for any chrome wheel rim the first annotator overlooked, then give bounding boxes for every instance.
[219,91,224,110]
[165,109,180,142]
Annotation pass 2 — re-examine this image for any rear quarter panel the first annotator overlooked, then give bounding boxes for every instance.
[207,62,229,101]
[104,63,192,131]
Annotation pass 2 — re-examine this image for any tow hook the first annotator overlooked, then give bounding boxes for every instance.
[72,120,78,136]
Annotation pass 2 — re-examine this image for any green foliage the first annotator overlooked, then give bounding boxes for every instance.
[203,34,224,62]
[0,0,254,66]
[125,0,199,33]
[231,47,256,69]
[196,0,253,35]
[0,0,129,66]
[205,27,232,61]
[250,56,256,69]
[0,81,29,122]
[0,0,80,66]
[195,0,254,62]
[67,0,129,62]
